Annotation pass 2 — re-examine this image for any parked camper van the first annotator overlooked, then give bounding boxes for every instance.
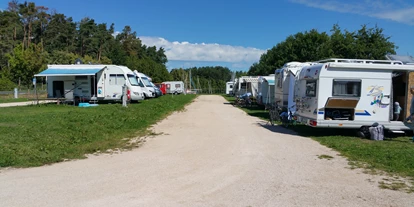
[293,58,414,137]
[233,76,260,97]
[133,71,155,99]
[274,62,314,108]
[257,75,275,106]
[163,81,185,94]
[35,64,145,103]
[226,81,234,95]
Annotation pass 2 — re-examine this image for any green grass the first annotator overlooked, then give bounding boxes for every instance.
[0,98,30,103]
[223,95,414,189]
[0,94,197,168]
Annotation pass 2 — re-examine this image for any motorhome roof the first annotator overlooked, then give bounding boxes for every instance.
[326,62,414,71]
[317,58,404,65]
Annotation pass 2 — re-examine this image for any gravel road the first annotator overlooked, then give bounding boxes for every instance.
[0,100,56,107]
[0,95,412,207]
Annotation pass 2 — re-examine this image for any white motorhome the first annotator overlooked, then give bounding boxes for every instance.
[274,62,314,107]
[35,64,145,103]
[293,58,414,137]
[226,81,234,95]
[256,75,274,105]
[233,76,260,97]
[163,81,185,94]
[133,70,155,99]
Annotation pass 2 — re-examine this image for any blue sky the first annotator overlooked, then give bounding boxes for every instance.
[1,0,414,71]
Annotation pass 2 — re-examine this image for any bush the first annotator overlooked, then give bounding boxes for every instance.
[0,77,16,90]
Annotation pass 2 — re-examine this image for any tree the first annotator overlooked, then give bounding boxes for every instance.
[248,24,397,75]
[7,43,48,86]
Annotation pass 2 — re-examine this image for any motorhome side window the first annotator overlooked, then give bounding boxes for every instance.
[305,80,317,97]
[109,74,126,85]
[175,84,181,88]
[332,79,361,97]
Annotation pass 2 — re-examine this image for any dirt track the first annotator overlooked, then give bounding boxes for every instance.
[0,95,412,207]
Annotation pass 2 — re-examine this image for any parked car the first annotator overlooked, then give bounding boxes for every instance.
[151,82,163,97]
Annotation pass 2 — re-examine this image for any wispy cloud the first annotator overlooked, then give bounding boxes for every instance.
[289,0,414,25]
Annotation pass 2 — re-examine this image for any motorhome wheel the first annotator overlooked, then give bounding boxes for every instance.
[357,126,370,138]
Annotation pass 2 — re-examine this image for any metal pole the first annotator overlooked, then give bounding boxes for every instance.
[122,84,127,107]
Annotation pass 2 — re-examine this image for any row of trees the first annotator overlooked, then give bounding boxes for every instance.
[0,0,172,89]
[169,66,247,93]
[248,24,398,75]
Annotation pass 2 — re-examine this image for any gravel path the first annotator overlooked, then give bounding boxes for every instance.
[0,95,412,207]
[0,100,56,107]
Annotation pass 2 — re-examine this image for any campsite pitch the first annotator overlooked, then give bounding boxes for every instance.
[0,95,412,207]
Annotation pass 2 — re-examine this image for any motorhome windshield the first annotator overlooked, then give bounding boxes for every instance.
[127,74,140,86]
[136,77,144,87]
[142,77,152,87]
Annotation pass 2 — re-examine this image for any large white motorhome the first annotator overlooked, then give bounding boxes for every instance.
[35,64,145,103]
[293,58,414,137]
[274,62,314,108]
[133,71,155,99]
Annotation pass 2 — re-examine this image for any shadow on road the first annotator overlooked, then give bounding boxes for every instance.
[256,121,300,136]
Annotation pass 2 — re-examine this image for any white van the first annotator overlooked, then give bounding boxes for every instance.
[133,70,155,99]
[35,64,145,103]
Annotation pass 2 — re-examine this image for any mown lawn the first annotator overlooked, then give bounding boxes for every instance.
[223,95,414,184]
[0,94,196,167]
[0,98,30,103]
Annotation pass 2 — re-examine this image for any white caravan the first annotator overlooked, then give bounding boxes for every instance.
[133,70,155,99]
[35,64,145,103]
[226,81,234,95]
[233,76,260,97]
[274,62,314,108]
[256,75,275,105]
[163,81,185,94]
[293,58,414,137]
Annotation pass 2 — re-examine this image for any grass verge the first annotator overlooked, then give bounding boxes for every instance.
[0,98,30,103]
[0,94,197,168]
[223,95,414,192]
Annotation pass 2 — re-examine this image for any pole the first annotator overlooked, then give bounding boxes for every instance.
[122,84,128,107]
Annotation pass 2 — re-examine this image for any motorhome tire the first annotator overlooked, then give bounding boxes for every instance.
[357,126,370,138]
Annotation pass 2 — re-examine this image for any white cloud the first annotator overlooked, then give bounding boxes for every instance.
[139,36,266,63]
[289,0,414,25]
[112,31,120,37]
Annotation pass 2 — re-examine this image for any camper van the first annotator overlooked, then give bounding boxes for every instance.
[35,64,145,103]
[274,62,314,108]
[233,76,260,97]
[163,81,185,94]
[293,58,414,137]
[226,81,234,95]
[133,71,155,99]
[256,75,275,105]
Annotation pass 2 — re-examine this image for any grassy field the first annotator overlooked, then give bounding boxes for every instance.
[0,98,30,103]
[0,94,196,168]
[0,91,47,103]
[223,95,414,191]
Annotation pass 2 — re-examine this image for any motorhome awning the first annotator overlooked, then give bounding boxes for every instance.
[35,68,104,77]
